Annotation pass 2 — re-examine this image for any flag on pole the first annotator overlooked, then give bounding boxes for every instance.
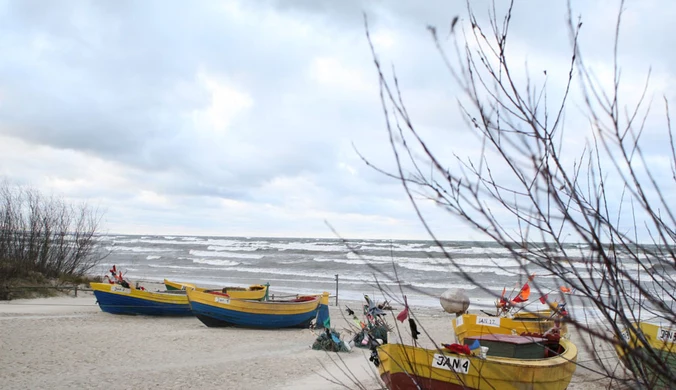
[396,296,409,322]
[539,294,548,304]
[512,282,531,303]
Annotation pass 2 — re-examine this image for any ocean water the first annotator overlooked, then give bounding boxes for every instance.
[93,235,669,320]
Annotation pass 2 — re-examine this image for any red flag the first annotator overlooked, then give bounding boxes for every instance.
[512,283,531,303]
[539,294,548,304]
[560,286,571,294]
[397,296,409,322]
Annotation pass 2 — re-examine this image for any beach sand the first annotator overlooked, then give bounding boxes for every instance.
[0,287,620,389]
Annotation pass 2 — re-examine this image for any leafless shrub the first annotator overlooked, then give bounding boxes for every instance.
[0,179,105,293]
[362,0,675,388]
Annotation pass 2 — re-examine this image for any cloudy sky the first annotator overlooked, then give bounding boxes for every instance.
[0,0,673,240]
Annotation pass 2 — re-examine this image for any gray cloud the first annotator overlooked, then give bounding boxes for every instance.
[0,0,672,239]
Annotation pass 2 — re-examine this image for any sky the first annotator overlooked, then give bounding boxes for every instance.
[0,0,674,240]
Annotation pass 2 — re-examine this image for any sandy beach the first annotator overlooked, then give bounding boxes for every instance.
[0,287,619,390]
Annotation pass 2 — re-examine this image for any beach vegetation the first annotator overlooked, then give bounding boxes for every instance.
[0,179,105,299]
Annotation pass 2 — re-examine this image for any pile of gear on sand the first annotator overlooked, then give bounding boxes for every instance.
[311,295,394,353]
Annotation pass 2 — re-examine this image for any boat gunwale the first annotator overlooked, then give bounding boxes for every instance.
[186,288,324,310]
[379,338,578,368]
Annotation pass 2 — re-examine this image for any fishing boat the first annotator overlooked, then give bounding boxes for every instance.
[615,321,676,388]
[163,279,269,300]
[91,282,192,316]
[448,276,569,343]
[377,333,578,390]
[186,288,330,329]
[453,312,565,343]
[92,266,269,316]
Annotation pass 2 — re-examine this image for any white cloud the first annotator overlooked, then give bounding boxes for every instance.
[0,0,673,241]
[193,69,253,134]
[309,56,372,93]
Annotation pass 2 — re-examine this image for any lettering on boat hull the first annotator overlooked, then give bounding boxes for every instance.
[111,286,131,294]
[658,327,676,343]
[432,354,470,374]
[476,316,500,327]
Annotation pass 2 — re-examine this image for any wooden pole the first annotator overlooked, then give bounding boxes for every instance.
[335,274,339,306]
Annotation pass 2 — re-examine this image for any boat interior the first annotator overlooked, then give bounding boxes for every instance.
[461,333,565,359]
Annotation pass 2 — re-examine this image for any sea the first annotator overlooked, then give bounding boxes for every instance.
[92,234,629,318]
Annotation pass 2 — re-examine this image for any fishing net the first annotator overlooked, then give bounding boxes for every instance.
[352,324,389,349]
[312,328,350,352]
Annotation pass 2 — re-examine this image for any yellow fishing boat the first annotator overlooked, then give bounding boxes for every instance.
[615,321,676,388]
[163,279,207,291]
[377,335,577,390]
[163,279,268,300]
[91,282,191,316]
[453,312,565,343]
[186,288,329,328]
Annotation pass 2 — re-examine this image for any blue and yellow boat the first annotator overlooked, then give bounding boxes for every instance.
[186,288,330,329]
[90,282,192,316]
[163,279,268,300]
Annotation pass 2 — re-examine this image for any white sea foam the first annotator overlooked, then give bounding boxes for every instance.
[223,266,377,282]
[147,264,205,270]
[113,238,200,246]
[191,258,240,267]
[179,237,204,242]
[189,250,263,259]
[146,255,161,260]
[106,246,173,253]
[397,262,519,276]
[268,242,347,252]
[405,281,479,290]
[343,252,522,268]
[96,262,137,268]
[332,258,368,265]
[204,239,277,251]
[207,245,259,252]
[205,239,248,247]
[277,259,308,265]
[311,257,335,262]
[357,243,433,252]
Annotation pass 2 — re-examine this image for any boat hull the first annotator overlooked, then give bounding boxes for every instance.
[91,283,191,316]
[187,289,328,329]
[378,341,577,390]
